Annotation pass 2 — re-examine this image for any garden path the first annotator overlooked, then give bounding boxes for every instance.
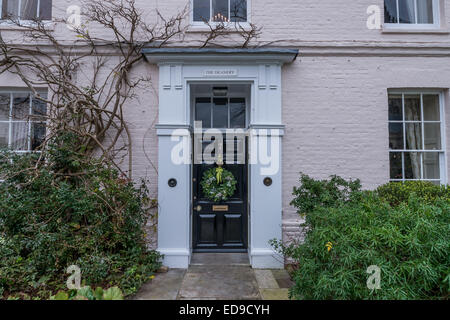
[133,253,291,300]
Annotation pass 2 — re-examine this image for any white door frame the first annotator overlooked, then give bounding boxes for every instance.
[144,48,298,268]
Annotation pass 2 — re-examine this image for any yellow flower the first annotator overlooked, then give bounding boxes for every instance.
[149,275,155,280]
[325,241,333,252]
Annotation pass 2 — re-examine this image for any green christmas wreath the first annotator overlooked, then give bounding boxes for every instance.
[200,167,237,202]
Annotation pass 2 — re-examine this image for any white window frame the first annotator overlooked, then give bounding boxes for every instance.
[0,0,52,23]
[383,0,441,30]
[0,90,47,154]
[193,96,248,129]
[190,0,251,27]
[388,90,447,185]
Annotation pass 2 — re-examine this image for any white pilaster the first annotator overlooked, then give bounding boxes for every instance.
[147,49,297,269]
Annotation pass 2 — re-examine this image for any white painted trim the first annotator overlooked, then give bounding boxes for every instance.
[249,248,284,269]
[154,57,288,269]
[0,90,47,152]
[440,91,448,185]
[388,89,447,184]
[0,0,53,24]
[146,54,296,65]
[383,0,441,30]
[158,248,191,269]
[189,0,251,25]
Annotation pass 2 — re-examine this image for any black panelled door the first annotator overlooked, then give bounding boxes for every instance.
[193,137,248,252]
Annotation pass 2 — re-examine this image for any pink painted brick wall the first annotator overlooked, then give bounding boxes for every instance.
[1,0,449,241]
[282,56,450,220]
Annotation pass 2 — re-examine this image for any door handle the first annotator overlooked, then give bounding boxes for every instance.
[195,205,202,212]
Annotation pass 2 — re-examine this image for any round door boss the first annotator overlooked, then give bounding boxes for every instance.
[263,177,273,186]
[168,178,177,188]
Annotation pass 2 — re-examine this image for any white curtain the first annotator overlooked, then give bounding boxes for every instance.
[399,0,416,23]
[2,0,19,19]
[417,0,434,23]
[11,122,29,151]
[20,0,38,20]
[405,101,421,179]
[0,123,8,148]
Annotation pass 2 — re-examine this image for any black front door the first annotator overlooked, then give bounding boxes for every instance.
[193,137,248,252]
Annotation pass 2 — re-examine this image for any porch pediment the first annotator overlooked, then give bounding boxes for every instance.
[142,47,299,64]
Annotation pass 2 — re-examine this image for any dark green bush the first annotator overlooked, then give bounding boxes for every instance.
[0,134,161,299]
[290,173,362,214]
[273,175,450,300]
[377,181,450,207]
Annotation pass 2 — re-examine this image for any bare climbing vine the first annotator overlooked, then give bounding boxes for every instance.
[0,0,261,178]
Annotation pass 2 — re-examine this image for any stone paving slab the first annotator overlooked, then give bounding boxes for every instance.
[275,277,294,289]
[269,269,294,289]
[259,288,290,300]
[271,269,292,280]
[254,269,279,289]
[133,255,294,300]
[133,269,186,300]
[178,265,261,300]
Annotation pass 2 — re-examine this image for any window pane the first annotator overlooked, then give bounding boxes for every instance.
[424,123,441,150]
[398,0,416,23]
[20,0,38,20]
[31,95,47,120]
[384,0,398,23]
[12,93,30,120]
[0,122,8,148]
[11,122,29,151]
[388,94,403,121]
[423,94,440,121]
[405,123,422,150]
[423,152,440,180]
[212,0,229,22]
[213,98,228,128]
[195,98,211,128]
[193,0,210,22]
[389,123,404,149]
[1,0,19,19]
[0,93,10,121]
[404,94,421,121]
[39,0,52,20]
[31,122,45,150]
[390,152,403,179]
[230,0,247,22]
[417,0,434,24]
[230,98,245,128]
[404,152,421,179]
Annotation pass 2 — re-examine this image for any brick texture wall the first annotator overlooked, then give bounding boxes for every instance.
[1,0,449,246]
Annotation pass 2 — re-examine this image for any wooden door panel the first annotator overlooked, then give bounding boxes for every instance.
[193,136,248,252]
[197,214,217,244]
[223,214,243,244]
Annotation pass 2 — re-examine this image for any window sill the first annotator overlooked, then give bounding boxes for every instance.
[382,25,449,34]
[0,21,55,31]
[187,22,252,33]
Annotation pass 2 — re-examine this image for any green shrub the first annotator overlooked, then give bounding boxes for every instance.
[290,173,362,214]
[50,286,124,300]
[377,181,450,207]
[0,134,161,299]
[273,175,450,300]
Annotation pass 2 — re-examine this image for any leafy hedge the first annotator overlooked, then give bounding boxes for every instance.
[273,175,450,300]
[376,181,450,207]
[0,134,161,299]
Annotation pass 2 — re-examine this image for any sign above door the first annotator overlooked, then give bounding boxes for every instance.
[203,69,239,77]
